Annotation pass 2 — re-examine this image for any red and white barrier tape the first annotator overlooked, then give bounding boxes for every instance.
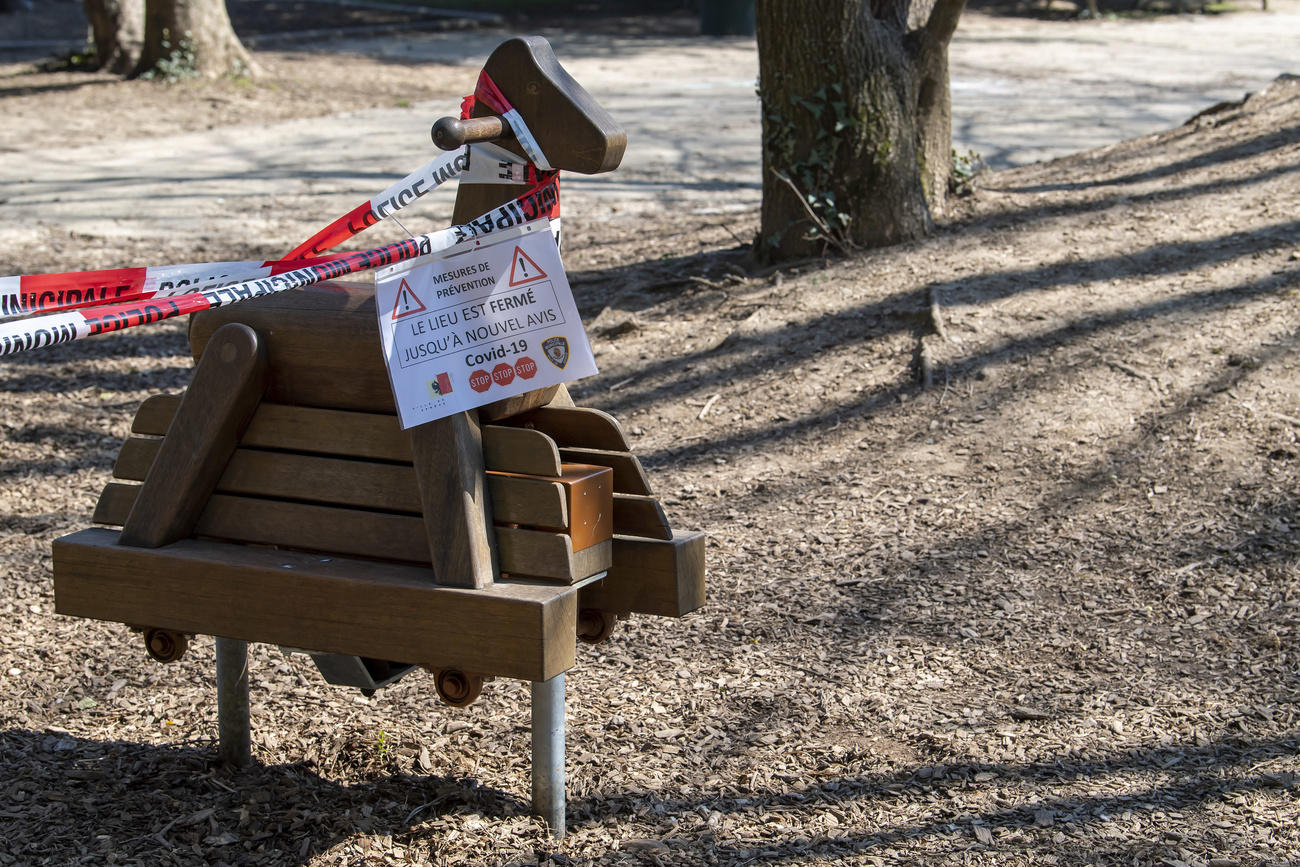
[281,143,540,261]
[473,71,553,172]
[0,179,559,357]
[1,84,561,356]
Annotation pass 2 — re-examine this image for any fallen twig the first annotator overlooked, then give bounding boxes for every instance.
[771,169,853,256]
[698,393,720,420]
[1106,359,1161,394]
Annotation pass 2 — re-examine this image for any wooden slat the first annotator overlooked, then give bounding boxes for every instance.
[507,406,631,451]
[112,437,582,530]
[482,424,563,476]
[113,436,160,481]
[612,493,673,541]
[132,393,182,436]
[558,447,652,495]
[120,323,268,549]
[488,475,568,529]
[96,484,427,562]
[242,403,410,462]
[110,437,421,512]
[95,485,607,583]
[497,527,611,584]
[136,398,410,462]
[93,482,139,526]
[580,531,706,618]
[130,397,567,470]
[198,495,430,563]
[479,386,562,423]
[53,527,578,682]
[226,451,422,513]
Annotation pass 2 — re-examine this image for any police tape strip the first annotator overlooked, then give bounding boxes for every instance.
[0,179,561,358]
[2,87,559,341]
[284,143,543,261]
[1,145,542,319]
[1,259,315,319]
[473,71,553,172]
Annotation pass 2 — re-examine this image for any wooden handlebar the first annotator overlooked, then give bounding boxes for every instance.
[431,115,512,150]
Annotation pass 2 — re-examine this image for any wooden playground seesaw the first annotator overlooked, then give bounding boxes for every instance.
[50,35,702,840]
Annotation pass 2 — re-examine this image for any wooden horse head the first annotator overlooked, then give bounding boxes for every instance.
[433,35,626,179]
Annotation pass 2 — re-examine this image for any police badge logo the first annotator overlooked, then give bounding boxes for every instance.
[542,336,570,369]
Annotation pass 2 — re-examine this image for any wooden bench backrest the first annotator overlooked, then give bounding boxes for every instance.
[93,361,672,582]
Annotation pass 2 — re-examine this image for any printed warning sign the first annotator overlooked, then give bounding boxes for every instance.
[373,220,597,429]
[390,278,427,320]
[508,246,547,287]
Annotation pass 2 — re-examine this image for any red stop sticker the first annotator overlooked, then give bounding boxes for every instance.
[514,356,538,379]
[469,369,492,393]
[492,362,515,387]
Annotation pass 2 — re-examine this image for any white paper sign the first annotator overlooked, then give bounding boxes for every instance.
[373,220,597,429]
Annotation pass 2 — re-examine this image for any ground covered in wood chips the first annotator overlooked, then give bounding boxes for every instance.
[2,18,1300,867]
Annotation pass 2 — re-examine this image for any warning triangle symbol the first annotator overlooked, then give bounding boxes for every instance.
[507,246,548,287]
[390,278,427,320]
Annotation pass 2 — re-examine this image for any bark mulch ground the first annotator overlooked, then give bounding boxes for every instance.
[0,9,1298,867]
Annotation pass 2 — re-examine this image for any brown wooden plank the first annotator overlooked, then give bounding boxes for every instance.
[497,527,611,584]
[545,385,576,409]
[558,447,652,495]
[612,493,673,541]
[132,398,414,464]
[479,387,561,423]
[120,323,268,549]
[507,406,631,451]
[189,283,395,414]
[491,463,611,550]
[98,482,613,585]
[52,527,577,682]
[196,494,430,563]
[580,531,706,618]
[482,424,563,476]
[243,404,410,462]
[93,482,426,563]
[114,438,419,511]
[112,439,609,535]
[131,393,182,436]
[93,482,140,526]
[409,412,498,589]
[113,436,160,482]
[488,475,568,529]
[222,451,421,513]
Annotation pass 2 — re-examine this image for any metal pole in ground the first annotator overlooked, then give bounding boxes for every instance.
[215,636,251,767]
[531,673,566,839]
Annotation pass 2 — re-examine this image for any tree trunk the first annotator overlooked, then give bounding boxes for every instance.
[755,0,965,261]
[134,0,254,79]
[84,0,144,75]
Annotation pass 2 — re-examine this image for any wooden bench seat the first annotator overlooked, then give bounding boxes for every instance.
[52,299,705,682]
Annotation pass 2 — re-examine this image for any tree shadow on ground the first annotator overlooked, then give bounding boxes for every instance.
[0,728,529,866]
[4,726,1294,865]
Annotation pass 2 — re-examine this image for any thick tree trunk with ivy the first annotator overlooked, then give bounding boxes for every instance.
[756,0,965,261]
[133,0,254,79]
[85,0,144,75]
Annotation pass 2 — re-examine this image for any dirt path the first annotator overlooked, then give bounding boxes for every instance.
[1,7,1299,867]
[2,3,1299,275]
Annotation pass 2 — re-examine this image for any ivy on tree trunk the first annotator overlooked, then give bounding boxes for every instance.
[756,0,966,261]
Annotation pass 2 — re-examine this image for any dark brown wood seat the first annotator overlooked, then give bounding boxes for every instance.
[54,285,704,684]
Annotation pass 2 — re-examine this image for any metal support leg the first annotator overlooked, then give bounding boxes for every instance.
[531,673,565,839]
[215,636,251,768]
